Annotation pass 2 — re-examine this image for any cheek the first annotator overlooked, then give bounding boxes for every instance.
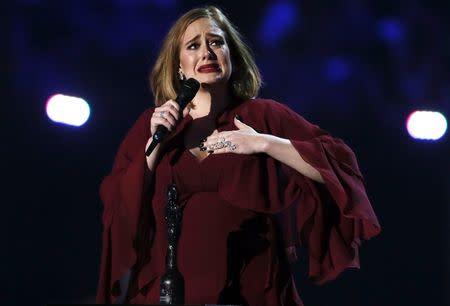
[220,49,232,67]
[224,51,233,73]
[179,53,194,69]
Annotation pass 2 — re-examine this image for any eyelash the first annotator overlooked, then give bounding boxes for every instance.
[187,39,224,50]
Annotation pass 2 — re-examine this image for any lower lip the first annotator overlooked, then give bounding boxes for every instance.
[198,67,220,73]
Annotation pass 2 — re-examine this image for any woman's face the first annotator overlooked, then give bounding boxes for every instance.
[179,18,232,88]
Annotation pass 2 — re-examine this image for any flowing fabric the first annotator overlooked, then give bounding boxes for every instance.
[96,99,380,305]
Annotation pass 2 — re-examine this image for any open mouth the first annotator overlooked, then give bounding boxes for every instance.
[198,64,220,73]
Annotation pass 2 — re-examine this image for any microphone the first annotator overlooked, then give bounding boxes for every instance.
[145,78,200,156]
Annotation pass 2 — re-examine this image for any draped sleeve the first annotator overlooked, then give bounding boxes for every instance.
[96,108,154,303]
[218,99,381,284]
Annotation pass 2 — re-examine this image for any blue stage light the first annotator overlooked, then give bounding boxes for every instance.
[258,1,299,45]
[323,57,351,82]
[376,18,405,44]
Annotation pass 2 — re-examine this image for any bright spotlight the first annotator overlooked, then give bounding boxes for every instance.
[406,110,447,141]
[46,94,91,127]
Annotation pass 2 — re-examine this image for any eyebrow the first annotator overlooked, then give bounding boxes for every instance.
[183,33,225,46]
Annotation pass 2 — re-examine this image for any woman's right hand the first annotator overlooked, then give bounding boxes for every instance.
[150,100,180,137]
[146,100,187,171]
[150,100,191,138]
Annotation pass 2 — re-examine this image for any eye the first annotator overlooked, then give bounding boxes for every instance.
[187,42,199,50]
[210,39,224,47]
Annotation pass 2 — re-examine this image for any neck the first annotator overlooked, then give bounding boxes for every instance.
[189,84,231,119]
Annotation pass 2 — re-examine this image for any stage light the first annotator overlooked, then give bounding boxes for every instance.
[258,1,299,45]
[376,18,405,45]
[46,94,91,127]
[406,110,447,141]
[323,57,351,82]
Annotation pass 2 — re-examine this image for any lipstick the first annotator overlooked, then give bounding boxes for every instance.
[198,64,220,73]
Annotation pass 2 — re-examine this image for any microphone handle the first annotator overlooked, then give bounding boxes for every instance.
[145,122,170,156]
[153,123,169,143]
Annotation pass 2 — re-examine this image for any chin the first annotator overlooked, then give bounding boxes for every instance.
[198,76,229,86]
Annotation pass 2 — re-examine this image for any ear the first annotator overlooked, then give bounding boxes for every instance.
[178,67,186,81]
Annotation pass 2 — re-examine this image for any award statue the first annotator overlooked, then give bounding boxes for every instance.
[160,184,185,305]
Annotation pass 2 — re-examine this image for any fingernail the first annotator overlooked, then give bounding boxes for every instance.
[200,147,207,151]
[208,150,214,154]
[199,143,204,148]
[235,114,243,121]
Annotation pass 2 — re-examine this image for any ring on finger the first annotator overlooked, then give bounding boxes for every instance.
[209,141,223,150]
[224,141,237,151]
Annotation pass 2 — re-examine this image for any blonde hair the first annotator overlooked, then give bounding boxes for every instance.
[150,6,262,106]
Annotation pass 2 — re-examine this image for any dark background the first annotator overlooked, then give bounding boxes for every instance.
[3,1,449,305]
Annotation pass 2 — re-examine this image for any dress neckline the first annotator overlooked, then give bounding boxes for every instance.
[186,147,213,164]
[170,99,250,165]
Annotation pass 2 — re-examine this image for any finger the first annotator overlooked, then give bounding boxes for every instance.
[203,130,218,145]
[165,107,180,122]
[158,105,180,122]
[166,100,182,118]
[152,117,172,132]
[164,100,180,112]
[156,110,177,127]
[152,117,175,132]
[204,137,233,150]
[206,131,233,143]
[157,100,179,117]
[156,103,179,123]
[210,142,239,154]
[210,148,226,154]
[203,129,226,149]
[204,137,235,152]
[182,105,191,118]
[203,137,220,149]
[210,146,230,154]
[234,116,249,129]
[151,109,173,135]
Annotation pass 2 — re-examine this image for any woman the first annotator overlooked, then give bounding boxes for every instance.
[96,6,380,305]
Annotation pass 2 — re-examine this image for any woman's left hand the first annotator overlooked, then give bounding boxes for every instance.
[203,116,266,155]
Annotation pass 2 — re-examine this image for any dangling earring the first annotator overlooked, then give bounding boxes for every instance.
[178,68,186,81]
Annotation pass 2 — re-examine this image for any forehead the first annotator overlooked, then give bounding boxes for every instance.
[181,18,225,42]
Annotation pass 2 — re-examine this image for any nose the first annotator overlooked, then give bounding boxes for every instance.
[201,43,216,60]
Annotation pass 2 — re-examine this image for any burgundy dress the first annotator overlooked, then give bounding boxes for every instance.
[96,99,380,305]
